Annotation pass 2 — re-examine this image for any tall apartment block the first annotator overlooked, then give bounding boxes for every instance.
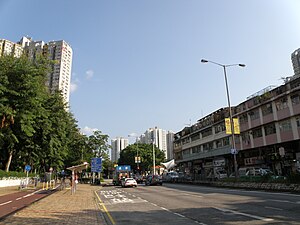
[0,39,23,57]
[166,131,174,160]
[111,137,129,162]
[292,48,300,76]
[0,37,73,104]
[140,127,168,159]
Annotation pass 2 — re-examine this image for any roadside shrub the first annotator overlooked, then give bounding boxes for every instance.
[287,173,300,184]
[0,170,36,179]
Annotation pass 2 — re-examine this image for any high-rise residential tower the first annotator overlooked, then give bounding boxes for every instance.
[19,37,73,103]
[140,127,168,159]
[111,137,129,162]
[166,131,174,160]
[292,48,300,76]
[0,39,23,57]
[1,37,73,104]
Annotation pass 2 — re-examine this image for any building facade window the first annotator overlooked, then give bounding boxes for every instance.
[223,137,230,146]
[201,128,212,138]
[215,139,222,148]
[191,133,200,141]
[291,93,300,105]
[214,122,225,134]
[279,119,292,132]
[296,117,300,128]
[241,132,250,144]
[192,145,201,153]
[203,142,213,151]
[252,127,263,138]
[239,113,248,124]
[249,109,260,120]
[275,97,288,111]
[264,123,276,135]
[261,103,273,116]
[183,149,190,155]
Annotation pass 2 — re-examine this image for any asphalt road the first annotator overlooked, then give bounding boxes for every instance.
[96,183,300,225]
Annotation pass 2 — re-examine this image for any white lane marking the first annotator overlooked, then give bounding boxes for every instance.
[160,207,170,212]
[173,212,186,218]
[16,197,23,201]
[135,194,207,225]
[213,207,273,222]
[194,221,207,225]
[182,193,203,198]
[169,183,300,197]
[0,200,12,206]
[267,199,290,203]
[267,199,300,205]
[265,206,283,211]
[22,193,34,198]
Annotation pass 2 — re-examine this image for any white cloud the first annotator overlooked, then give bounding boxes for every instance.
[86,70,94,80]
[70,82,78,93]
[70,75,80,94]
[81,126,98,136]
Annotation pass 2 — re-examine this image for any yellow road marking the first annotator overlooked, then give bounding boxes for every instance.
[94,190,116,225]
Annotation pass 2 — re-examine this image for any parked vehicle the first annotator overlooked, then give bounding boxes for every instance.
[245,168,273,177]
[207,168,227,180]
[133,174,144,183]
[162,171,179,182]
[178,172,193,182]
[121,178,137,187]
[145,175,163,186]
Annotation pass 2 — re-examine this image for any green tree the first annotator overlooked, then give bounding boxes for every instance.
[85,130,111,177]
[0,54,110,175]
[118,143,165,173]
[0,55,50,171]
[87,130,110,158]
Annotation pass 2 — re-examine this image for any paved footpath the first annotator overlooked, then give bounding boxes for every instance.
[0,184,107,225]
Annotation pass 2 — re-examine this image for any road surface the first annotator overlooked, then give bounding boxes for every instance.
[96,183,300,225]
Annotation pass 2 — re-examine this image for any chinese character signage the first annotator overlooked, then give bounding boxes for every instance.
[225,118,240,134]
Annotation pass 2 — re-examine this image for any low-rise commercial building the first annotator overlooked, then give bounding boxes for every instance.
[174,75,300,180]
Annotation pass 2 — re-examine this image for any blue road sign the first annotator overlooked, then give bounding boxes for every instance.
[116,165,131,171]
[91,158,102,172]
[25,165,31,172]
[231,149,238,155]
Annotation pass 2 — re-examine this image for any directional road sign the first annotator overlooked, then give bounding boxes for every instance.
[91,158,102,172]
[25,165,31,172]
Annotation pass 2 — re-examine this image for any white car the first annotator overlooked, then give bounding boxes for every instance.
[121,178,137,187]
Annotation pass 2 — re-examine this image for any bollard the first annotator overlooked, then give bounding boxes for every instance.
[42,182,45,190]
[46,181,49,190]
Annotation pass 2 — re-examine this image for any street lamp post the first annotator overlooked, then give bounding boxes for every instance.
[201,59,245,178]
[152,139,156,175]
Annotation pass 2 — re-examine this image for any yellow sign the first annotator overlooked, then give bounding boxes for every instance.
[225,118,240,134]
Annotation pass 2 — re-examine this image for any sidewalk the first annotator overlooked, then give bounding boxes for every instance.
[0,183,107,225]
[0,185,20,197]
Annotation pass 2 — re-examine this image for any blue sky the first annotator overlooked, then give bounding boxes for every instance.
[1,0,300,141]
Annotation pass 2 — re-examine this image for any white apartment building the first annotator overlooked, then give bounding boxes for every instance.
[166,131,174,160]
[111,137,129,162]
[1,37,73,104]
[140,127,168,159]
[0,39,23,57]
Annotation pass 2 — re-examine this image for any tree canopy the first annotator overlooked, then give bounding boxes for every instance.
[118,143,166,174]
[0,54,111,174]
